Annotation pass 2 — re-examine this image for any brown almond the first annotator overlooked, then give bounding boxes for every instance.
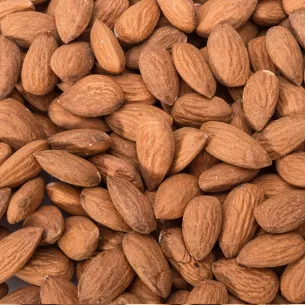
[0,227,10,241]
[288,10,305,49]
[167,290,190,304]
[282,0,305,14]
[0,286,40,304]
[97,227,125,252]
[237,21,258,46]
[110,292,142,305]
[33,114,59,138]
[0,0,34,22]
[0,188,11,219]
[0,143,12,166]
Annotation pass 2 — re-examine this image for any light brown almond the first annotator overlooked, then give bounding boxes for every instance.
[282,0,305,14]
[0,0,34,22]
[0,143,12,166]
[237,21,259,45]
[0,286,40,304]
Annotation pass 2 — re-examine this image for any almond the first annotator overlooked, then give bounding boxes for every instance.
[0,0,34,21]
[97,227,125,252]
[0,143,12,166]
[167,290,190,304]
[0,227,9,241]
[0,286,40,304]
[110,293,142,305]
[282,0,305,14]
[0,188,10,219]
[237,21,258,45]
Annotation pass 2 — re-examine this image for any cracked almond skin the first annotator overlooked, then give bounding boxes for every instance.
[0,286,40,304]
[139,47,179,106]
[207,23,250,87]
[183,196,222,261]
[0,188,11,219]
[213,258,279,304]
[237,233,305,268]
[172,42,216,98]
[159,227,215,286]
[0,227,42,283]
[35,150,101,187]
[123,231,172,298]
[201,122,271,169]
[15,248,74,286]
[266,26,303,86]
[78,248,135,304]
[219,184,265,258]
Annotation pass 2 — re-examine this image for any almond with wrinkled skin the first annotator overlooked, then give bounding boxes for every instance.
[230,101,252,135]
[91,20,125,75]
[78,248,135,304]
[58,216,99,261]
[196,0,257,37]
[0,0,34,22]
[237,233,305,268]
[34,114,60,138]
[48,129,111,157]
[139,47,179,106]
[126,25,187,69]
[237,21,258,46]
[7,177,44,224]
[91,0,129,29]
[123,231,172,298]
[0,227,42,283]
[248,36,277,73]
[40,276,78,305]
[48,99,109,132]
[187,280,228,304]
[136,117,175,191]
[254,115,305,160]
[1,11,58,48]
[219,184,265,258]
[107,176,156,234]
[0,143,12,166]
[167,290,190,304]
[201,121,271,169]
[23,205,64,245]
[172,93,232,127]
[46,182,86,216]
[243,70,279,131]
[266,26,303,86]
[213,258,279,304]
[169,127,207,175]
[0,99,44,151]
[81,187,131,232]
[154,174,201,219]
[16,248,74,286]
[255,190,305,233]
[0,140,48,189]
[156,0,196,33]
[183,196,222,260]
[35,150,101,187]
[114,0,160,44]
[0,188,10,219]
[89,154,143,191]
[159,227,215,286]
[207,23,250,87]
[289,10,305,49]
[55,0,93,43]
[110,73,156,105]
[0,286,40,304]
[282,0,305,14]
[0,36,21,100]
[50,42,95,84]
[106,103,172,141]
[172,42,216,98]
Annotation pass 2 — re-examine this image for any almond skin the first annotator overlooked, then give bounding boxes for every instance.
[289,10,305,48]
[110,293,142,305]
[237,20,258,46]
[114,0,160,44]
[282,0,305,14]
[237,233,305,268]
[0,0,34,22]
[123,231,172,298]
[35,150,101,187]
[58,75,123,117]
[0,188,11,220]
[172,42,216,98]
[55,0,93,43]
[266,26,303,86]
[183,196,222,261]
[207,23,250,87]
[91,19,125,75]
[139,47,179,106]
[167,290,190,304]
[201,121,271,169]
[0,286,40,304]
[0,143,12,166]
[212,258,279,304]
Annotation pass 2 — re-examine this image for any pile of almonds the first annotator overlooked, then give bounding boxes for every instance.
[2,0,305,304]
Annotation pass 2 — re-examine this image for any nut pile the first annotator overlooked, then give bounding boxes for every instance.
[1,0,305,304]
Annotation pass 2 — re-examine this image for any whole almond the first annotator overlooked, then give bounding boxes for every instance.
[183,196,222,260]
[237,21,258,45]
[58,216,99,261]
[167,290,190,304]
[0,143,12,166]
[289,10,305,49]
[139,47,179,106]
[0,188,10,219]
[1,11,58,48]
[201,121,271,169]
[15,248,73,286]
[55,0,93,43]
[123,231,172,298]
[171,93,232,127]
[97,227,125,252]
[110,293,142,305]
[80,186,131,232]
[35,150,101,187]
[0,0,34,22]
[266,26,303,86]
[207,23,250,87]
[283,0,305,13]
[33,114,59,138]
[78,248,135,304]
[219,184,265,258]
[172,42,216,98]
[212,258,279,304]
[114,0,160,44]
[0,286,40,305]
[237,233,305,268]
